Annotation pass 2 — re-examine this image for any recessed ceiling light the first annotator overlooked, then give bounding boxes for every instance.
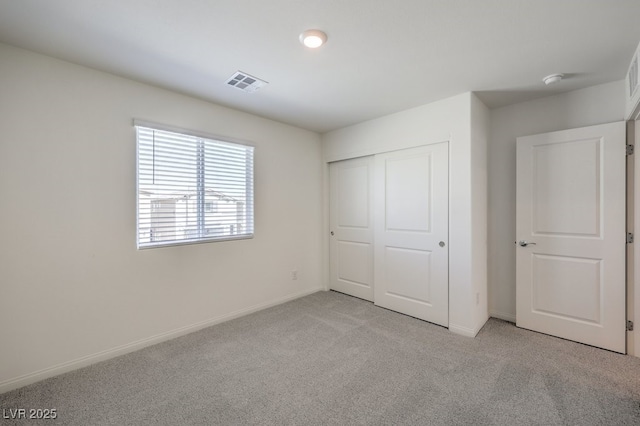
[543,73,564,85]
[300,29,327,48]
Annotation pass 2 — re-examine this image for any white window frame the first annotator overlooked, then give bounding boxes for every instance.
[134,120,254,249]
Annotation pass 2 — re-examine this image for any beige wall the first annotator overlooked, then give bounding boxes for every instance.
[488,81,625,322]
[0,43,324,392]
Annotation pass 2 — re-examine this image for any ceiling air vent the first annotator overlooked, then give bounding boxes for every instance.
[225,71,268,93]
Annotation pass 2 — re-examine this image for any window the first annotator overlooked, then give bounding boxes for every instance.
[135,122,254,248]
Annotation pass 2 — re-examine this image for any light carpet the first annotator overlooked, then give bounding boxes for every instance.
[1,290,640,425]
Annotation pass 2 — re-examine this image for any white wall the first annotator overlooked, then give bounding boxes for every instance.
[471,94,490,328]
[0,43,323,392]
[488,81,625,322]
[322,92,489,337]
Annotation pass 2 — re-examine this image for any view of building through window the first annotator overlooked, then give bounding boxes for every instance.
[136,125,254,248]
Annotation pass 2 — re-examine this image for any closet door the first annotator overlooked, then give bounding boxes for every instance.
[374,143,449,326]
[329,156,374,301]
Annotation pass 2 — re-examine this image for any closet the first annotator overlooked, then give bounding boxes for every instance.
[329,142,449,327]
[323,92,489,337]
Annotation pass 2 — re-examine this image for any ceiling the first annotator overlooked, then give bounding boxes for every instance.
[1,0,640,133]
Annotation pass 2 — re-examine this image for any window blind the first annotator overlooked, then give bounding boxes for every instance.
[135,124,254,249]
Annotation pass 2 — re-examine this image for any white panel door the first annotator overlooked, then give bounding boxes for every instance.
[374,143,449,326]
[516,122,626,353]
[329,156,374,301]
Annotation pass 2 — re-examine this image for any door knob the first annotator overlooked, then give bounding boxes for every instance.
[517,240,536,247]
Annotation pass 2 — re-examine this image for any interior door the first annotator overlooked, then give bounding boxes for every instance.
[374,143,449,326]
[329,156,374,301]
[516,122,626,353]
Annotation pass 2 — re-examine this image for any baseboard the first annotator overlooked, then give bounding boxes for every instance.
[449,323,480,338]
[0,287,323,394]
[489,310,516,323]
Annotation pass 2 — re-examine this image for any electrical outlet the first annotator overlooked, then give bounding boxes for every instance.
[291,270,298,280]
[476,292,480,305]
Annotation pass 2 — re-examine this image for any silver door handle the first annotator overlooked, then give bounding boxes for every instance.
[517,240,536,247]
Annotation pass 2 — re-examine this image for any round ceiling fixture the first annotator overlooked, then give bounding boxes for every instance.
[543,73,564,85]
[300,29,327,48]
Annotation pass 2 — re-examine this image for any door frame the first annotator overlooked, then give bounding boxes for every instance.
[632,118,640,357]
